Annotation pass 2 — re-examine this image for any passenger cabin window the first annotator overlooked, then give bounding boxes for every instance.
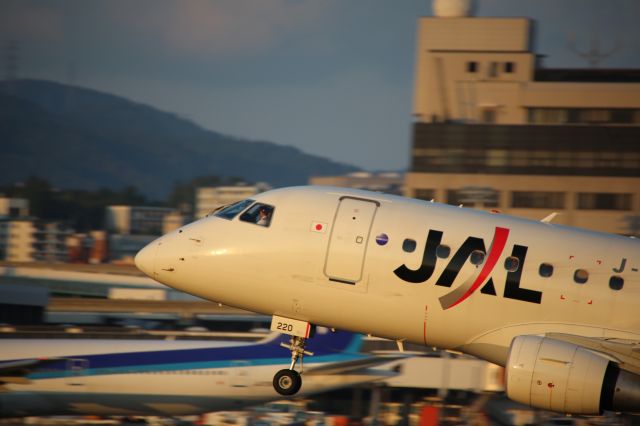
[574,269,589,284]
[240,203,275,227]
[504,257,519,272]
[539,263,554,277]
[213,199,254,220]
[470,250,485,265]
[402,239,417,253]
[436,245,450,259]
[609,276,624,291]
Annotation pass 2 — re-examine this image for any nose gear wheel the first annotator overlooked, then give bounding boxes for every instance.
[272,336,313,396]
[273,369,302,395]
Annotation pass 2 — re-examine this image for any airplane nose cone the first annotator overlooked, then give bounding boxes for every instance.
[135,242,157,278]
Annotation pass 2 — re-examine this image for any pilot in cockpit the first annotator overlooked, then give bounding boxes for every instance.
[255,206,272,226]
[215,200,274,227]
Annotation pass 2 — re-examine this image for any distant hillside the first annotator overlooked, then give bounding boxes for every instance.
[0,79,358,198]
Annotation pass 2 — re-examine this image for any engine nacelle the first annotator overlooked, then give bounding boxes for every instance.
[506,335,640,414]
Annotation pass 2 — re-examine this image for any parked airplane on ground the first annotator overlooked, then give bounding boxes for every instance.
[135,186,640,415]
[0,330,396,417]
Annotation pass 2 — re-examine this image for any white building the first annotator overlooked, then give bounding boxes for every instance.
[0,219,72,262]
[195,184,270,219]
[0,197,29,218]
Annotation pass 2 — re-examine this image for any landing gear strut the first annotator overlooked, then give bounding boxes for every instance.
[270,316,314,396]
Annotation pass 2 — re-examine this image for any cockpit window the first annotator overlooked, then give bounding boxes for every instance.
[213,199,254,220]
[240,203,275,227]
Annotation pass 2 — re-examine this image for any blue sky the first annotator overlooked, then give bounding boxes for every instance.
[2,0,639,172]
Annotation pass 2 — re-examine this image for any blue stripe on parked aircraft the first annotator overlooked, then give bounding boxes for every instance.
[30,353,366,380]
[16,331,364,379]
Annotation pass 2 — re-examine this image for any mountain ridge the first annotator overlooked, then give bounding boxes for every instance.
[0,79,359,198]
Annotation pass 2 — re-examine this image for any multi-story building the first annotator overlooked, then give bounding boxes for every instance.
[104,206,185,263]
[310,172,404,195]
[195,184,270,219]
[405,2,640,235]
[105,205,178,235]
[0,219,72,262]
[0,197,29,218]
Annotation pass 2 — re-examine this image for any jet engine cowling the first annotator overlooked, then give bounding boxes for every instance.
[505,335,640,414]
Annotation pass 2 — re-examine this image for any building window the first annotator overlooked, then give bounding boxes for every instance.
[609,276,624,291]
[467,61,478,73]
[529,108,640,125]
[449,187,499,208]
[414,189,435,201]
[582,109,610,123]
[402,239,417,253]
[567,108,581,123]
[486,149,508,167]
[447,190,462,206]
[539,263,554,277]
[504,62,515,73]
[611,109,634,123]
[576,193,632,211]
[574,269,589,284]
[528,108,568,124]
[511,192,565,209]
[481,109,496,123]
[488,62,498,78]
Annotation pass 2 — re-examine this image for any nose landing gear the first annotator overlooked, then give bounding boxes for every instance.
[273,335,314,395]
[270,316,314,396]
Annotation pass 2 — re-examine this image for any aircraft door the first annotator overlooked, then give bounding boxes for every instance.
[324,196,379,285]
[66,359,89,387]
[229,361,250,388]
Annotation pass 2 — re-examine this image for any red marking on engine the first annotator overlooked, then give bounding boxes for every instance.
[315,223,323,231]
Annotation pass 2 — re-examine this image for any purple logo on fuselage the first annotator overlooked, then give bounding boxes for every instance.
[376,233,389,246]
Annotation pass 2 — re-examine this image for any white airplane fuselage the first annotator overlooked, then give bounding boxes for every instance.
[136,186,640,414]
[0,333,385,417]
